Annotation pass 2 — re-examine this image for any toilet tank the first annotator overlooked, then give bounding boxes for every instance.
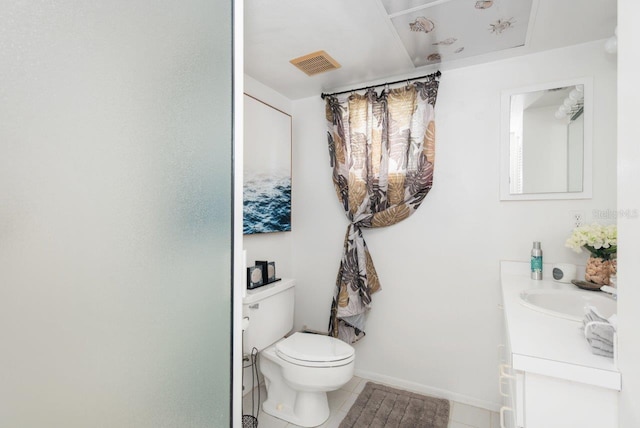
[243,278,295,354]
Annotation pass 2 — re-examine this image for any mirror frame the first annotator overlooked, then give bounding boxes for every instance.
[499,77,593,201]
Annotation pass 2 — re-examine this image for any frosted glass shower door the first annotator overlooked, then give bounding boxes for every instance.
[0,1,233,427]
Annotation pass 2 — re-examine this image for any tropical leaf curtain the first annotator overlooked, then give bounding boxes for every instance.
[324,75,440,343]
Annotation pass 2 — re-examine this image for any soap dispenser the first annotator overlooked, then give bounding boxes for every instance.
[531,241,543,280]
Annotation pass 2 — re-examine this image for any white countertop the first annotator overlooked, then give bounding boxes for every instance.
[500,260,621,390]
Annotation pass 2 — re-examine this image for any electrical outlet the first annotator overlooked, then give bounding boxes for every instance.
[570,210,585,228]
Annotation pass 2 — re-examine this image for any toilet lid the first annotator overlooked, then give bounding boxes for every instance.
[276,332,354,364]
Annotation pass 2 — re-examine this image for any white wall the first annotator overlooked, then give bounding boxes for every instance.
[617,1,640,425]
[290,40,617,409]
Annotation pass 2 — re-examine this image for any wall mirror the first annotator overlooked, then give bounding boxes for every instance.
[500,78,593,200]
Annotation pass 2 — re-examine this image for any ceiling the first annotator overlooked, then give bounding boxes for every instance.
[244,0,617,100]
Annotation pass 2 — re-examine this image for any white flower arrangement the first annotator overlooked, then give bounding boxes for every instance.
[565,223,617,260]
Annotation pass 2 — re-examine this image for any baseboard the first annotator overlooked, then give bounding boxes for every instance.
[354,369,501,413]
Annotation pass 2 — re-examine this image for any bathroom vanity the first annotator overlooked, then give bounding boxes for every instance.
[499,261,620,428]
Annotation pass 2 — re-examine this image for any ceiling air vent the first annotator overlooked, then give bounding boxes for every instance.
[290,50,341,76]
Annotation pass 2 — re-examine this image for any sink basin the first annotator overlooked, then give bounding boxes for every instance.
[520,289,616,322]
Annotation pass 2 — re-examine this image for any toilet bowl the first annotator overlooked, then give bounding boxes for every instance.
[259,332,355,427]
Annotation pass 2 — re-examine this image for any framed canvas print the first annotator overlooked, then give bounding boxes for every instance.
[243,94,292,234]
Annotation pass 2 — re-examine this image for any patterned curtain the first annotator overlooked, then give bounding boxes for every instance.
[324,75,440,343]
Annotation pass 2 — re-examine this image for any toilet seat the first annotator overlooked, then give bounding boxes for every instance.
[275,332,355,368]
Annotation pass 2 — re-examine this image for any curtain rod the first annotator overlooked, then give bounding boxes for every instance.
[320,70,441,99]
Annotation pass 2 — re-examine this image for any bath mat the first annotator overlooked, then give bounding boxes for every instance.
[340,382,450,428]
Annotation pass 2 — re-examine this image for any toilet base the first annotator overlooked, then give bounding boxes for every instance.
[262,390,330,427]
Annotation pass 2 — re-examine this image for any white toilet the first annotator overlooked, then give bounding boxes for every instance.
[243,278,355,427]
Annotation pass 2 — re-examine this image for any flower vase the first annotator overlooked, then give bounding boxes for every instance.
[585,256,612,285]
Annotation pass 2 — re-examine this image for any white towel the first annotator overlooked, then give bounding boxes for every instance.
[583,306,616,358]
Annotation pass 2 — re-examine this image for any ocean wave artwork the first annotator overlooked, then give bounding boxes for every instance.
[243,172,291,234]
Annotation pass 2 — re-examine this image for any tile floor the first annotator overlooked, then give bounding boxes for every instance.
[242,376,500,428]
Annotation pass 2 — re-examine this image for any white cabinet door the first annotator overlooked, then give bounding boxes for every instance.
[524,373,618,428]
